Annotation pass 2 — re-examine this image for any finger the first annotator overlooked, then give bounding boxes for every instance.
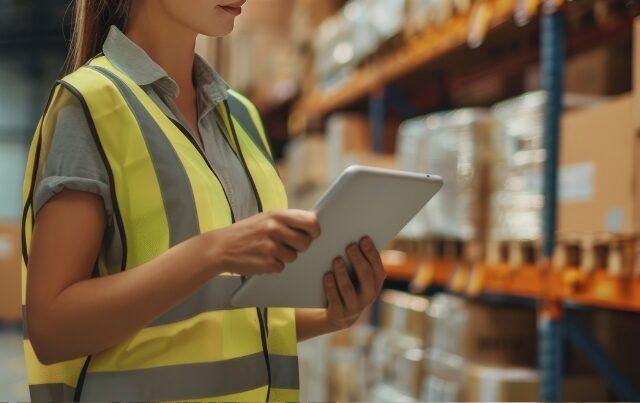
[347,242,375,303]
[273,243,297,264]
[264,258,285,273]
[271,224,312,252]
[360,236,386,287]
[324,272,344,314]
[333,258,359,313]
[276,210,321,239]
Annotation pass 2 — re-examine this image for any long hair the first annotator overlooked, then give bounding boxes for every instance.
[66,0,131,72]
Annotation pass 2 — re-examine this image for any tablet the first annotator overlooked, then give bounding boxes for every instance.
[230,165,443,308]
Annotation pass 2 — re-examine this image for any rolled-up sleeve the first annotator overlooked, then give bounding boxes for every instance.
[32,89,113,219]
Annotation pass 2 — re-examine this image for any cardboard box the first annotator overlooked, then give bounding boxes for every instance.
[379,290,430,343]
[526,45,631,95]
[463,365,538,402]
[284,134,328,193]
[464,365,609,402]
[326,114,371,180]
[462,301,537,367]
[0,221,21,322]
[559,94,640,235]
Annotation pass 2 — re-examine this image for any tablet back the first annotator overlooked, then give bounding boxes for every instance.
[231,165,443,308]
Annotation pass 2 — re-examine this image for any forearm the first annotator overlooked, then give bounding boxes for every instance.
[295,308,342,342]
[28,233,217,364]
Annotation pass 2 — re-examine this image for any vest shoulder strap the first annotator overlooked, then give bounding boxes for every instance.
[226,90,275,165]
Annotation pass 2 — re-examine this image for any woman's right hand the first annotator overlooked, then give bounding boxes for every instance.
[204,209,321,276]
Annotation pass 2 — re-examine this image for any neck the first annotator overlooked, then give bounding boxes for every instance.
[125,6,197,91]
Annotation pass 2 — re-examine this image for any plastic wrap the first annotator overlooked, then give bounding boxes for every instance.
[489,91,603,241]
[368,0,407,40]
[489,91,546,241]
[314,0,380,88]
[397,108,493,240]
[420,294,468,401]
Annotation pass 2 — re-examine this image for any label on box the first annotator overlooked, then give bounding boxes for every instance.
[606,207,624,232]
[559,163,594,202]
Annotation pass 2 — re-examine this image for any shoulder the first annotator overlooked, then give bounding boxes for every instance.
[227,89,260,115]
[58,65,117,101]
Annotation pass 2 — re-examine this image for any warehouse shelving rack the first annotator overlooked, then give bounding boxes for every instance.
[284,0,640,400]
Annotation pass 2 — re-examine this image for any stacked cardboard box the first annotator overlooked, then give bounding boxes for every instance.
[559,94,640,236]
[489,92,602,242]
[396,109,493,242]
[525,45,632,96]
[326,113,372,181]
[464,366,609,402]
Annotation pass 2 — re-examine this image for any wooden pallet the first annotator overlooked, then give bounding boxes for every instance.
[553,234,639,277]
[390,238,484,262]
[485,239,541,268]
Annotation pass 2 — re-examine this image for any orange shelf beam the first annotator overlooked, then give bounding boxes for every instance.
[292,0,542,125]
[384,255,640,313]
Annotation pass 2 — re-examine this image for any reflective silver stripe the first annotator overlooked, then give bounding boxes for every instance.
[88,66,200,246]
[81,352,270,401]
[226,94,274,165]
[270,354,300,390]
[150,275,242,327]
[30,383,76,402]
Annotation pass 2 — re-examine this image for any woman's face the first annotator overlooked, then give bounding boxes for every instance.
[157,0,247,36]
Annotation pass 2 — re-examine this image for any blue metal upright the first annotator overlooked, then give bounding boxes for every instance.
[538,1,566,402]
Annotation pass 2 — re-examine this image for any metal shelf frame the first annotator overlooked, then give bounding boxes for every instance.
[538,2,640,400]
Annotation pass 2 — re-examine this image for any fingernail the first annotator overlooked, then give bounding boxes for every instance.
[347,243,357,253]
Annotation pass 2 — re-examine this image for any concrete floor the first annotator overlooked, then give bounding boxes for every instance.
[0,327,29,402]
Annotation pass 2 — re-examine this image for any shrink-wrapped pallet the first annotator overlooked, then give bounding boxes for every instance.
[489,92,546,241]
[489,91,600,241]
[313,0,380,88]
[420,294,468,401]
[396,109,493,240]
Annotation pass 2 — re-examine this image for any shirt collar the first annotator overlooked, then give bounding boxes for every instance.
[102,25,229,105]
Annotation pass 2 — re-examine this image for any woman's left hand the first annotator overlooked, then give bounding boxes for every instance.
[323,236,386,330]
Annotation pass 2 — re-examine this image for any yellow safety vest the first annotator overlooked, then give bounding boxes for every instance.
[21,55,298,402]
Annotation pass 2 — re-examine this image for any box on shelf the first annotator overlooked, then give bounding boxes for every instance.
[464,365,609,402]
[489,92,602,242]
[421,348,466,402]
[0,221,21,322]
[372,291,430,388]
[462,301,537,367]
[525,45,631,95]
[290,0,342,48]
[463,364,538,402]
[283,134,328,194]
[559,94,640,235]
[397,108,493,241]
[379,290,430,342]
[326,113,371,180]
[392,347,424,398]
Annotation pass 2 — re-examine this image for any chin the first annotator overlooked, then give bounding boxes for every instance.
[200,19,235,37]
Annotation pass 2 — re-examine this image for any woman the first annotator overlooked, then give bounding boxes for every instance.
[21,1,385,401]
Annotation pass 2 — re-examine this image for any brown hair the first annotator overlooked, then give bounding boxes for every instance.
[66,0,132,72]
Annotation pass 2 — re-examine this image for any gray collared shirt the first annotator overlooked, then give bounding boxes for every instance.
[34,26,259,271]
